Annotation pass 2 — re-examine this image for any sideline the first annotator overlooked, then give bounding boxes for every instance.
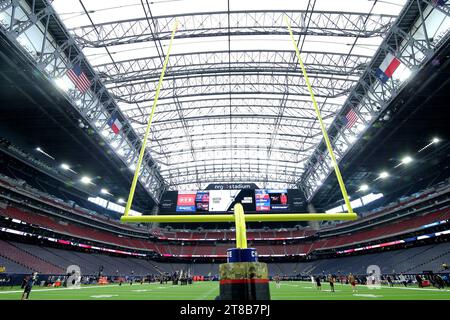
[0,282,182,295]
[332,282,450,292]
[0,283,121,294]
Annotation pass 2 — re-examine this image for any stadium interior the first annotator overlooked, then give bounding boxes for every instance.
[0,0,449,301]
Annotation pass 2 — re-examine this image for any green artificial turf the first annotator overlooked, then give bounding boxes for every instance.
[0,281,448,300]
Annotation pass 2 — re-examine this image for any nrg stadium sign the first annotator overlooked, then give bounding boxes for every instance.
[205,183,259,190]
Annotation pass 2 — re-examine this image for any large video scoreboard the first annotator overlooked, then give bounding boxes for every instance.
[159,185,306,214]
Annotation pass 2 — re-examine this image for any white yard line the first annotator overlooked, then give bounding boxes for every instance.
[0,281,172,295]
[195,285,218,300]
[381,286,450,292]
[332,282,450,292]
[0,284,121,294]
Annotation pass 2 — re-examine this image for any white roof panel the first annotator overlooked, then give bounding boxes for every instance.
[51,0,407,189]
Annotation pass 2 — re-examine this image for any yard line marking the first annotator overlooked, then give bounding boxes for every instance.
[332,282,450,292]
[196,285,218,300]
[0,284,120,294]
[353,294,383,298]
[132,289,151,292]
[381,286,450,292]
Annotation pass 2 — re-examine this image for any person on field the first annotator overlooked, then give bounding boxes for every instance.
[387,275,394,287]
[433,274,445,289]
[399,274,407,287]
[315,276,322,291]
[416,274,423,288]
[21,276,27,289]
[348,273,357,293]
[275,275,281,289]
[328,274,335,292]
[21,272,37,300]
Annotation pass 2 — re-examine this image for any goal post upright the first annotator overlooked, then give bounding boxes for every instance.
[285,15,355,216]
[118,15,360,301]
[123,19,179,218]
[121,17,358,225]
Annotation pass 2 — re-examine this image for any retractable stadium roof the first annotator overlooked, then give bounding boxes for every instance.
[39,0,450,199]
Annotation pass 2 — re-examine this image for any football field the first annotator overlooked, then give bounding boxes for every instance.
[0,281,449,300]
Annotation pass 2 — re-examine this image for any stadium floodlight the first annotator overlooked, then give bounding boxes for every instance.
[419,137,441,152]
[379,171,389,179]
[359,184,369,191]
[401,156,413,165]
[60,163,77,174]
[80,176,92,184]
[100,188,109,195]
[35,147,55,160]
[118,198,125,204]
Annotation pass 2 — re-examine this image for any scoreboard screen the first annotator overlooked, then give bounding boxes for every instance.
[160,188,305,214]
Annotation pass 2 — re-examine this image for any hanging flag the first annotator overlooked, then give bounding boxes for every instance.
[343,108,359,129]
[108,117,123,134]
[376,53,401,84]
[66,63,91,93]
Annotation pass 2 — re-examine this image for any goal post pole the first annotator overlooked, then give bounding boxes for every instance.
[124,20,178,217]
[285,15,355,215]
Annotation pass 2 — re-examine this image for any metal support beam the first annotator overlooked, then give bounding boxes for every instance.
[70,10,396,48]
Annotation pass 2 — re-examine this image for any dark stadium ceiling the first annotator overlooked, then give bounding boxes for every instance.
[0,0,449,210]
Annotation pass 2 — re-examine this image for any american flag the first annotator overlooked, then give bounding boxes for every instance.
[344,108,359,129]
[66,64,91,93]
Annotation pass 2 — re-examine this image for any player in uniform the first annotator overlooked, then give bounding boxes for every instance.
[21,272,37,300]
[328,274,335,292]
[275,275,281,289]
[348,273,357,293]
[315,276,322,291]
[399,273,407,287]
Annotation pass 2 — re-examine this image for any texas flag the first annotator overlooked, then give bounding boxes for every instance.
[376,53,401,84]
[108,117,122,134]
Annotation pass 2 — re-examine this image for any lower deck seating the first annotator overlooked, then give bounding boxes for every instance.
[1,240,449,276]
[0,239,63,274]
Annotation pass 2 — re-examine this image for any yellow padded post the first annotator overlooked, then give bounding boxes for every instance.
[285,15,355,216]
[234,203,248,249]
[124,20,178,217]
